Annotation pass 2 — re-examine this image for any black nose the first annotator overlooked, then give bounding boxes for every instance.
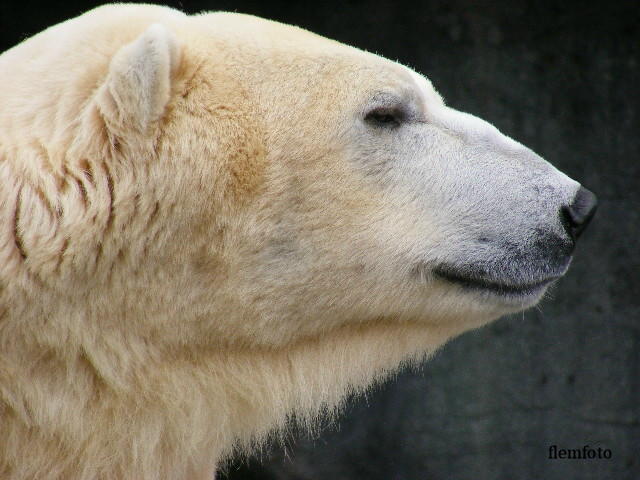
[561,186,598,240]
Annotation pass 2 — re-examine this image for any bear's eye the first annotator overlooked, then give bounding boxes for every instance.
[365,107,403,128]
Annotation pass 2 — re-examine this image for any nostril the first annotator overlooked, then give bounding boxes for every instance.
[561,186,598,240]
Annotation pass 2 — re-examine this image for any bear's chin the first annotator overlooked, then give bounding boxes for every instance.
[468,280,551,308]
[433,265,558,308]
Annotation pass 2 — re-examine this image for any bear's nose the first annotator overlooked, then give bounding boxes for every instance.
[561,186,598,240]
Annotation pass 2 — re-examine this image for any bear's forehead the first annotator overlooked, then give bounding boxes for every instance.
[193,12,443,106]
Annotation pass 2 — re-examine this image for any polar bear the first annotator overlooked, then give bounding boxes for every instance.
[0,4,596,479]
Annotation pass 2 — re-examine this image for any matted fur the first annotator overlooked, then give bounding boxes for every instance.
[0,4,586,479]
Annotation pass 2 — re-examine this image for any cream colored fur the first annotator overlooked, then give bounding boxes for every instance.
[0,4,582,479]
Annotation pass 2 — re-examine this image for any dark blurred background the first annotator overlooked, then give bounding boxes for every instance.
[2,0,638,479]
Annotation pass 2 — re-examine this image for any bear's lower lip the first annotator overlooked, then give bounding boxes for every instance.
[432,266,559,297]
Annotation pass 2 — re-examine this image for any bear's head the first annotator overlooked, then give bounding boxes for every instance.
[40,6,594,348]
[1,2,598,362]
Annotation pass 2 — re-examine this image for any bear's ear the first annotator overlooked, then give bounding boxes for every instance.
[97,23,181,132]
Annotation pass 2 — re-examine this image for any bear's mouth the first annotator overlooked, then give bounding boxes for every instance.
[432,265,560,298]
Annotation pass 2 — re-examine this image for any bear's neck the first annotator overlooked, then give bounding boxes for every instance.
[0,305,456,479]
